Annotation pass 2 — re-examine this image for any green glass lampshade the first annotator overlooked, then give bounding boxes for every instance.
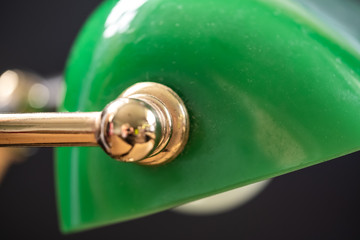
[56,0,360,232]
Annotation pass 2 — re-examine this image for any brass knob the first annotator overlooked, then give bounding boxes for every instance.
[0,82,189,165]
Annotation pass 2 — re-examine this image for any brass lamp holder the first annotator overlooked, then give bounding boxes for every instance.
[0,82,189,165]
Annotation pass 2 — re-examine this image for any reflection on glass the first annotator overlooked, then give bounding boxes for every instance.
[104,0,148,38]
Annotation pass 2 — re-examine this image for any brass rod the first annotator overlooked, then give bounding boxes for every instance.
[0,112,101,147]
[0,82,189,165]
[0,148,13,184]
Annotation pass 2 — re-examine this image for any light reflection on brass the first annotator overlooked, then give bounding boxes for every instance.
[0,112,100,147]
[119,82,189,165]
[0,82,189,165]
[99,98,161,162]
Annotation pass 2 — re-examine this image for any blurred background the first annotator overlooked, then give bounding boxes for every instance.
[0,0,360,239]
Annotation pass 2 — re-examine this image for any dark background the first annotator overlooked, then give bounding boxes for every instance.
[1,1,360,239]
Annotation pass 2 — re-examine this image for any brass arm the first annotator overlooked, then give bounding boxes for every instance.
[0,82,189,165]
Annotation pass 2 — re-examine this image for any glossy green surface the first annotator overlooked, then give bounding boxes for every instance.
[57,0,360,232]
